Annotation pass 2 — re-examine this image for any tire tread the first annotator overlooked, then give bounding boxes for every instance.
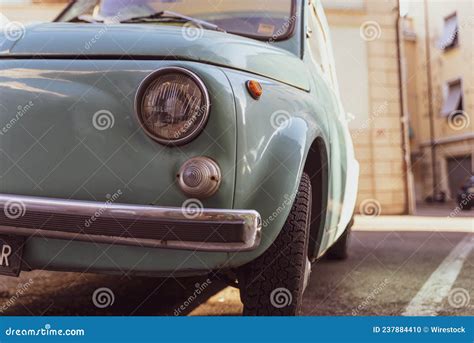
[240,173,311,316]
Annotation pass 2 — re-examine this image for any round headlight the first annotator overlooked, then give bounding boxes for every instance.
[135,67,210,146]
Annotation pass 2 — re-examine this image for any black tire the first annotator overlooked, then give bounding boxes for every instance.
[326,217,353,260]
[239,173,312,316]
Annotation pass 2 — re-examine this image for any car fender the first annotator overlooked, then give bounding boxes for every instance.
[221,68,330,264]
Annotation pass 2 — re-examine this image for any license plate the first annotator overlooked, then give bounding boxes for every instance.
[0,235,24,277]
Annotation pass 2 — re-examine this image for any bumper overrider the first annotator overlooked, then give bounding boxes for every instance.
[0,194,261,252]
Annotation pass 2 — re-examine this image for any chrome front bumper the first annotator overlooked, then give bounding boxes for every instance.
[0,194,261,252]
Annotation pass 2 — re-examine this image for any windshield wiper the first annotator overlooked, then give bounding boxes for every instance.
[68,14,100,23]
[119,10,225,32]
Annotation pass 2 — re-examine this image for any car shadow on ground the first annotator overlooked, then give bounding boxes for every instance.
[0,273,229,316]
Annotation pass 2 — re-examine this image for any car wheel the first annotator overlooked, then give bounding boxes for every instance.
[238,172,311,316]
[325,217,353,260]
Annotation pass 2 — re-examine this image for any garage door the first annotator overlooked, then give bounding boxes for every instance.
[446,155,472,198]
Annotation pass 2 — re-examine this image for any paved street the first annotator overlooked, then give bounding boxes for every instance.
[415,202,474,218]
[0,215,472,316]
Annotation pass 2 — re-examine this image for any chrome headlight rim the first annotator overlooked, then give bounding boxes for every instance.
[134,66,211,146]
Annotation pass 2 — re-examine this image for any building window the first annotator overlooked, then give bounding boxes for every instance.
[439,13,459,50]
[441,79,463,117]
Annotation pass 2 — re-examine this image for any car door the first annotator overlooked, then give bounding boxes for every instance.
[306,0,359,250]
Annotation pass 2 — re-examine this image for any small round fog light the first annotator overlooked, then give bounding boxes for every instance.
[177,157,221,198]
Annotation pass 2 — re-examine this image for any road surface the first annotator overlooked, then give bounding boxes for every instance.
[0,227,472,316]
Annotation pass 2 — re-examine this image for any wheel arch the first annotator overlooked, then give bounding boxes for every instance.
[303,137,329,260]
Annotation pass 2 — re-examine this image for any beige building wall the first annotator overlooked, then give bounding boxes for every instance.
[404,0,473,201]
[0,0,65,23]
[402,18,425,199]
[323,0,408,214]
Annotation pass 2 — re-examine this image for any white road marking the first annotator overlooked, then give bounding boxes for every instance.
[402,234,473,316]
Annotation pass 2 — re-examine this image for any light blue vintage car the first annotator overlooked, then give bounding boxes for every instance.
[0,0,358,315]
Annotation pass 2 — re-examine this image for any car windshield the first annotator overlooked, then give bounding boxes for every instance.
[56,0,296,41]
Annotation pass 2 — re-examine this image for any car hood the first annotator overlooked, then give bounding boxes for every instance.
[0,23,309,90]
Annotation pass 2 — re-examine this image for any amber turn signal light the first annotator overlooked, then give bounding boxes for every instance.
[246,80,263,100]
